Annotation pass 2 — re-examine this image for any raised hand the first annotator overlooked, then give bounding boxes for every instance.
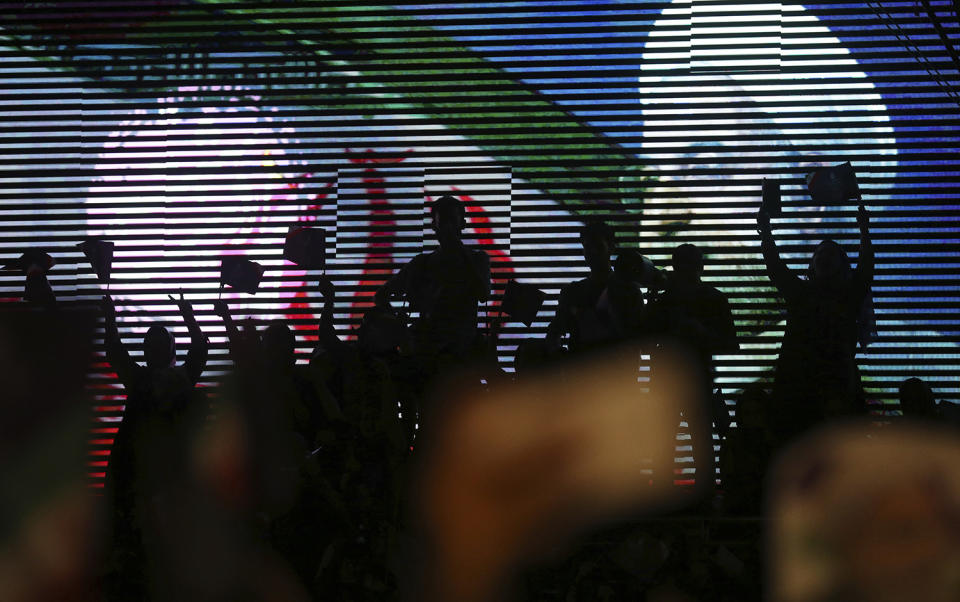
[757,206,772,235]
[317,275,335,300]
[240,317,258,342]
[169,291,194,320]
[213,299,230,320]
[102,295,116,322]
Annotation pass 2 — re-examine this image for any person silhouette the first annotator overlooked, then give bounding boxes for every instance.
[718,383,774,514]
[4,249,57,307]
[103,292,208,425]
[758,203,874,438]
[101,292,209,598]
[547,221,639,354]
[647,243,738,389]
[374,194,491,371]
[609,248,659,339]
[643,243,737,491]
[214,278,344,447]
[24,257,56,307]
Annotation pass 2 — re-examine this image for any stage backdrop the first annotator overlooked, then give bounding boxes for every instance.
[0,1,957,486]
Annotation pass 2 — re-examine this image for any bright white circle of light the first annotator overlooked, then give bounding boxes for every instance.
[89,85,584,358]
[88,85,311,350]
[637,2,897,247]
[637,3,899,391]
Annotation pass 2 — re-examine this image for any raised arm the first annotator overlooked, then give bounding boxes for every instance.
[171,292,208,384]
[853,204,874,298]
[102,295,137,387]
[213,299,243,363]
[758,206,802,301]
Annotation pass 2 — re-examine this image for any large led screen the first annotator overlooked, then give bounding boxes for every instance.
[0,2,957,484]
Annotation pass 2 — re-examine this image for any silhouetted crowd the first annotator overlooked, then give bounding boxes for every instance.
[9,195,959,602]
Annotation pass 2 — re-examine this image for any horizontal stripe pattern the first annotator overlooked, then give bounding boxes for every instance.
[0,1,957,485]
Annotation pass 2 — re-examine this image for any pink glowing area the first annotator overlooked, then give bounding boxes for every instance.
[88,86,524,355]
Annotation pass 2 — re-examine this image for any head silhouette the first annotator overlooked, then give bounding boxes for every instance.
[143,325,176,370]
[899,377,937,419]
[672,244,704,283]
[357,306,407,356]
[614,248,644,281]
[262,321,296,369]
[808,239,851,286]
[737,382,770,430]
[430,195,467,249]
[580,221,615,274]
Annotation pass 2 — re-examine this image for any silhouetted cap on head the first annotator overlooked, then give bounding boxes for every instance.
[3,249,55,275]
[220,256,265,294]
[77,238,114,283]
[501,280,546,326]
[143,324,175,369]
[672,243,704,277]
[806,161,860,205]
[283,226,326,270]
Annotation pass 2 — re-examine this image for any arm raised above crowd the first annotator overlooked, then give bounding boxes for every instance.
[171,292,207,384]
[758,206,802,302]
[101,295,137,387]
[853,203,875,298]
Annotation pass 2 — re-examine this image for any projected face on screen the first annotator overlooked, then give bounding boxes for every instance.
[81,3,920,372]
[637,2,897,248]
[635,2,909,389]
[3,2,954,392]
